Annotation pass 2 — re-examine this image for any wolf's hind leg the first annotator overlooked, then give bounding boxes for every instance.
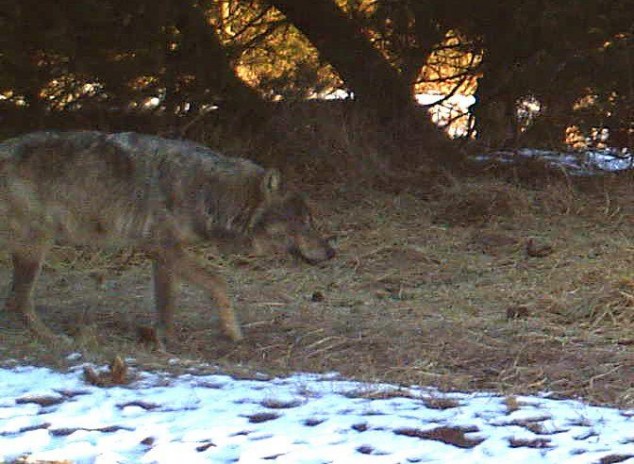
[5,246,66,344]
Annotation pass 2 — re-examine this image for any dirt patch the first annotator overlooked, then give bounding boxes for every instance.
[1,174,633,407]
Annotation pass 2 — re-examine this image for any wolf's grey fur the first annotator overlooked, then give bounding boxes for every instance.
[0,131,334,347]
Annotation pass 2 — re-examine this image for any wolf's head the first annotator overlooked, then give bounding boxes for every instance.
[250,170,335,264]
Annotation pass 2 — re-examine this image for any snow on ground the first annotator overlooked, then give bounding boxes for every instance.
[0,363,632,464]
[476,148,634,175]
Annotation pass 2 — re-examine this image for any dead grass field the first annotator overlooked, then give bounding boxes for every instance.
[1,167,633,408]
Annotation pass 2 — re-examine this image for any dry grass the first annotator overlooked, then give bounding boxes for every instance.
[1,169,633,408]
[198,101,457,187]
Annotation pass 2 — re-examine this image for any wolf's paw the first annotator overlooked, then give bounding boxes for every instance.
[225,325,244,342]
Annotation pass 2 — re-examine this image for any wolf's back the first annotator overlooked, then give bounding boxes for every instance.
[0,131,267,247]
[0,131,155,246]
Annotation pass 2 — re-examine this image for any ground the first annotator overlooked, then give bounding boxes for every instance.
[1,364,632,463]
[1,165,633,409]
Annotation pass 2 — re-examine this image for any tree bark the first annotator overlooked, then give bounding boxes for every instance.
[268,0,413,118]
[267,0,455,164]
[171,1,264,109]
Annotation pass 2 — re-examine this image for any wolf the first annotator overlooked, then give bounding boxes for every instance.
[0,131,335,348]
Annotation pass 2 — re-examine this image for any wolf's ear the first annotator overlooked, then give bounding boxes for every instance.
[262,169,282,196]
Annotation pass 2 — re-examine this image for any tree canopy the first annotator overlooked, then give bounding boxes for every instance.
[1,0,632,163]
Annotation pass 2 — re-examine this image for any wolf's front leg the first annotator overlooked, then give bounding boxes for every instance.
[152,259,177,350]
[156,245,244,343]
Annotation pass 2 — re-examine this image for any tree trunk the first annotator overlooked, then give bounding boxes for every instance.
[269,0,419,116]
[471,66,519,149]
[168,1,267,127]
[267,0,455,163]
